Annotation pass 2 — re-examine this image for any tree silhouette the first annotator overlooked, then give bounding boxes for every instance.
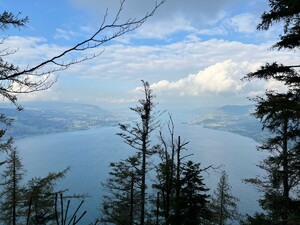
[152,116,189,225]
[117,80,160,225]
[211,170,239,225]
[101,155,142,225]
[24,169,68,225]
[244,1,300,224]
[0,145,25,225]
[179,160,211,225]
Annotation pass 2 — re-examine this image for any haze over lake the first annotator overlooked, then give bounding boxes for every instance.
[15,116,264,223]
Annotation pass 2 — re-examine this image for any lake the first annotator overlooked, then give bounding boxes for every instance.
[15,122,264,223]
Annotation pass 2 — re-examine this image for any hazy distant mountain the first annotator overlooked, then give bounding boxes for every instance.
[189,105,268,142]
[0,102,122,138]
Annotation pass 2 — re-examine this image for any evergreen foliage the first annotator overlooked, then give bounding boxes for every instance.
[0,11,28,30]
[117,80,159,225]
[179,160,211,225]
[211,170,239,225]
[101,156,142,225]
[24,169,68,225]
[0,145,25,225]
[245,1,300,224]
[152,117,212,225]
[257,0,300,50]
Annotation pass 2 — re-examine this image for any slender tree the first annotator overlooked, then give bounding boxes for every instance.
[179,160,211,225]
[152,116,176,224]
[0,146,25,225]
[101,155,142,225]
[117,80,159,225]
[152,116,213,225]
[152,116,189,225]
[211,170,239,225]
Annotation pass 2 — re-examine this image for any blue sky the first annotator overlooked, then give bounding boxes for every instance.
[1,0,298,110]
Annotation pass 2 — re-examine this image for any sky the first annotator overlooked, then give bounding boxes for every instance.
[1,0,298,110]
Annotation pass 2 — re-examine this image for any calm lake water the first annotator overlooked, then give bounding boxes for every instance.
[15,123,264,223]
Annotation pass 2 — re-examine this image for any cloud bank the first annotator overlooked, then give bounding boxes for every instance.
[150,60,248,96]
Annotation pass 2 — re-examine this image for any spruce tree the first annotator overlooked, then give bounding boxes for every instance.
[152,117,212,225]
[117,80,159,225]
[244,1,300,224]
[101,156,141,225]
[24,169,68,225]
[211,170,239,225]
[179,160,211,225]
[0,146,25,225]
[246,91,300,223]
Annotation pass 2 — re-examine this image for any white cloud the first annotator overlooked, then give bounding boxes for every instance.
[16,84,61,102]
[150,60,250,96]
[265,79,288,93]
[3,36,66,68]
[198,26,228,36]
[129,17,197,40]
[4,33,299,107]
[69,0,259,42]
[54,28,82,40]
[229,13,259,34]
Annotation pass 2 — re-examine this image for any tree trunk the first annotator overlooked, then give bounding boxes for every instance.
[13,150,16,225]
[130,173,134,225]
[174,136,181,225]
[140,132,147,225]
[282,117,289,225]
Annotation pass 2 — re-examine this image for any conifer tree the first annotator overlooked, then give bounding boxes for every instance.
[245,91,300,223]
[24,169,68,225]
[152,117,212,225]
[244,1,300,224]
[101,156,141,225]
[117,80,159,225]
[0,146,25,225]
[179,160,211,225]
[152,117,189,225]
[211,170,239,225]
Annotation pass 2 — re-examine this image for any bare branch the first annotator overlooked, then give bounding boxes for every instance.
[0,0,166,106]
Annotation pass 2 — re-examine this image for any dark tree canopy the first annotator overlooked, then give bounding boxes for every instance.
[258,0,300,49]
[245,1,300,224]
[101,156,142,225]
[0,11,28,30]
[245,0,300,84]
